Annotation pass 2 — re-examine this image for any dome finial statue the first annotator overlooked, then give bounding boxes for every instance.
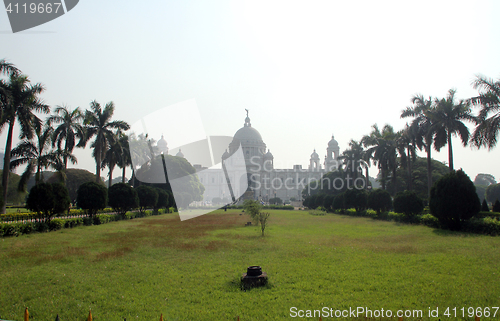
[244,109,251,127]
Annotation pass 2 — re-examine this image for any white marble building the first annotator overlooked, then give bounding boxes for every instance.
[158,112,340,203]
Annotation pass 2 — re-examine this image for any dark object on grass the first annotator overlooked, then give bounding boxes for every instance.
[241,266,267,287]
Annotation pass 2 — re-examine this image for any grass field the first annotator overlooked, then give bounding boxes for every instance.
[1,209,499,320]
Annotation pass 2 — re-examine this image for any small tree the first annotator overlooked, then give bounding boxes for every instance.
[135,185,158,213]
[77,181,108,217]
[243,199,261,221]
[481,199,490,212]
[258,211,270,236]
[26,183,54,221]
[367,189,392,215]
[493,200,500,213]
[393,190,424,217]
[429,169,480,231]
[108,183,138,217]
[243,200,270,236]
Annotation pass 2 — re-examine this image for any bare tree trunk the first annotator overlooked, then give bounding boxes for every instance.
[1,121,15,214]
[108,165,114,189]
[122,166,126,183]
[407,147,412,191]
[448,131,453,171]
[426,145,432,201]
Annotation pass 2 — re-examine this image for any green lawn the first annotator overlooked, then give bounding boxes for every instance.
[1,210,499,320]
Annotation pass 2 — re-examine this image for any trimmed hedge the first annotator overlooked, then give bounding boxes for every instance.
[0,208,172,237]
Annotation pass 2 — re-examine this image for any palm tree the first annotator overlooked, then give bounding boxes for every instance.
[10,124,74,191]
[0,59,20,121]
[338,140,368,186]
[470,75,500,149]
[0,74,49,213]
[362,124,401,194]
[47,105,84,169]
[117,133,132,183]
[430,89,474,171]
[0,59,19,76]
[102,130,126,188]
[401,95,435,200]
[81,100,130,183]
[398,125,417,191]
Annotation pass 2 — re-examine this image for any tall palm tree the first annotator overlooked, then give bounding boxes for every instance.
[81,100,130,183]
[338,140,368,185]
[430,89,474,171]
[0,74,48,213]
[470,75,500,149]
[362,124,401,194]
[102,130,126,188]
[47,105,84,169]
[401,95,435,200]
[398,124,417,191]
[117,133,132,183]
[0,59,20,121]
[10,124,74,191]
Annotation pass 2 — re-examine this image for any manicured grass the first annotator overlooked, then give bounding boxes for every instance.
[1,210,499,320]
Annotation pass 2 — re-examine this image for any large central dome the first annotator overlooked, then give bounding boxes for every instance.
[228,111,266,155]
[233,125,263,142]
[231,112,264,144]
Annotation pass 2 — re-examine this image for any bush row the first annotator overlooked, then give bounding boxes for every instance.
[0,208,173,237]
[0,207,119,222]
[332,208,500,235]
[227,204,294,210]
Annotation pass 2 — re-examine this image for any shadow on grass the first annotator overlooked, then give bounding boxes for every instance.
[431,228,482,238]
[225,275,274,292]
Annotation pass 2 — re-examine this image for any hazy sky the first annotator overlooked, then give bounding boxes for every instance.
[1,0,500,182]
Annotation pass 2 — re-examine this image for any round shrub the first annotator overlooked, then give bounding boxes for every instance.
[393,190,424,217]
[51,183,71,216]
[77,181,108,217]
[135,185,159,212]
[332,193,345,212]
[26,183,55,221]
[269,197,283,205]
[344,189,367,212]
[367,189,392,214]
[323,194,335,211]
[155,188,170,209]
[108,183,138,216]
[429,169,481,231]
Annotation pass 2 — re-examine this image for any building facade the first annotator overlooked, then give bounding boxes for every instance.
[190,112,340,203]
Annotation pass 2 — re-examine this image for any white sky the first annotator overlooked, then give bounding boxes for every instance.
[1,0,499,182]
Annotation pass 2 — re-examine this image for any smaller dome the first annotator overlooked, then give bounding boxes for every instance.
[176,149,184,158]
[157,134,168,153]
[264,149,274,159]
[311,149,319,159]
[328,135,339,147]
